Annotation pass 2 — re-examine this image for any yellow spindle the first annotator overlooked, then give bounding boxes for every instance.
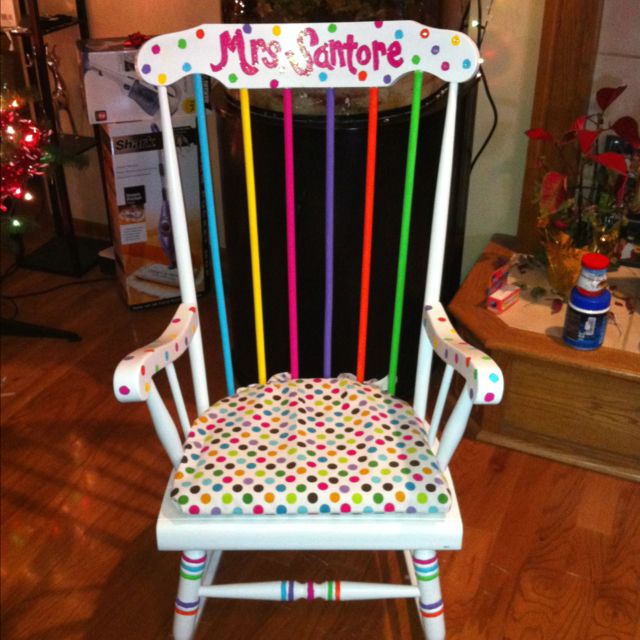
[240,88,267,384]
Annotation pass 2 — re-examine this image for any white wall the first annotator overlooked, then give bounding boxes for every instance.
[462,0,545,277]
[588,0,640,122]
[85,0,220,39]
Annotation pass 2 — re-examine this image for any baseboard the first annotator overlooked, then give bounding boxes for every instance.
[474,429,640,482]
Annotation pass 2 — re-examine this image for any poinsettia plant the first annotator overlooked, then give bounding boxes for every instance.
[526,85,639,251]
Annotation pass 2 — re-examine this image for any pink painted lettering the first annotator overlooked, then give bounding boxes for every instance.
[210,29,258,75]
[387,40,404,68]
[285,27,318,76]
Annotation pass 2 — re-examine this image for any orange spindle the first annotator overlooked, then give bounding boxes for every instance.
[356,88,379,382]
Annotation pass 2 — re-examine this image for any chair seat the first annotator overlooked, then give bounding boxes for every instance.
[171,374,452,517]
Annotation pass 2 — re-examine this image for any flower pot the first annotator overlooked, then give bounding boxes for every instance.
[544,241,585,297]
[590,213,622,257]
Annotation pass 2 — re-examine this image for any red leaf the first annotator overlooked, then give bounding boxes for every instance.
[571,116,587,131]
[576,129,600,154]
[559,117,587,145]
[618,177,628,205]
[596,85,626,111]
[540,172,567,215]
[526,128,554,142]
[611,116,640,149]
[592,152,628,175]
[551,298,564,314]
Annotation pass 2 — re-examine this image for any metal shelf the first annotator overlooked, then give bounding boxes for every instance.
[39,15,79,35]
[1,15,79,36]
[16,0,103,278]
[59,134,97,157]
[19,236,109,276]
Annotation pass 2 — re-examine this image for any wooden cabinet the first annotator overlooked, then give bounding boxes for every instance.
[449,240,640,480]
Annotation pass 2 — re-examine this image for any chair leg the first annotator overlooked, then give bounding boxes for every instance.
[413,550,445,640]
[194,550,223,627]
[173,550,207,640]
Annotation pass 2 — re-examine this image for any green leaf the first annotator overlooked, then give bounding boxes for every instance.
[531,286,547,300]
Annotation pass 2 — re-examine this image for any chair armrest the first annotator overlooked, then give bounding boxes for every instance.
[114,304,199,403]
[423,302,503,405]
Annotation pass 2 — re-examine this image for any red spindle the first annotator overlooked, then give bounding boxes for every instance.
[356,88,379,382]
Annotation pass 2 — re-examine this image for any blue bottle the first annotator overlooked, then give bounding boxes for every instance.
[562,254,610,350]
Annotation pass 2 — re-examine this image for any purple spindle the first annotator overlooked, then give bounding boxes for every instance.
[323,88,335,378]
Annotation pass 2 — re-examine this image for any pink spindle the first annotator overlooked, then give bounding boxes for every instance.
[283,89,299,378]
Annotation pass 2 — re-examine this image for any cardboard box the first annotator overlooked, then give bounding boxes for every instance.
[100,116,207,309]
[487,284,520,314]
[79,38,199,124]
[0,0,19,27]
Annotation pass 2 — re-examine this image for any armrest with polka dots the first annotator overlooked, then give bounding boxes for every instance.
[114,304,199,403]
[423,302,503,405]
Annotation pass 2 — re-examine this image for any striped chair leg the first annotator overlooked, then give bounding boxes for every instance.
[413,550,445,640]
[173,550,207,640]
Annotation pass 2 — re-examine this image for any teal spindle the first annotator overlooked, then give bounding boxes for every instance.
[194,74,235,396]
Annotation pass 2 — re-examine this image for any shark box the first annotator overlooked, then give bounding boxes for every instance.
[79,38,203,124]
[100,116,208,309]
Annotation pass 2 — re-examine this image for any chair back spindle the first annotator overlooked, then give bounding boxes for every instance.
[158,86,209,414]
[388,71,423,396]
[282,88,299,379]
[239,88,267,385]
[323,88,336,378]
[165,362,191,437]
[356,87,379,383]
[146,380,185,467]
[413,82,459,418]
[194,74,235,396]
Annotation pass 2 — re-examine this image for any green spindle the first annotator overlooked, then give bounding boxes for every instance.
[388,71,423,396]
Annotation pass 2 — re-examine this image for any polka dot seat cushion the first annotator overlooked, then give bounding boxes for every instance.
[171,374,452,516]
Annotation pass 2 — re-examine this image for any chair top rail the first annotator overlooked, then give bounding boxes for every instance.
[137,21,479,90]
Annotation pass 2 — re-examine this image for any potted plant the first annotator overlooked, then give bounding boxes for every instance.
[525,85,639,295]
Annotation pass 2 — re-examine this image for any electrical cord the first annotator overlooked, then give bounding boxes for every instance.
[460,1,471,32]
[0,263,19,284]
[2,277,113,300]
[1,276,113,323]
[1,296,19,321]
[470,66,498,172]
[469,0,498,173]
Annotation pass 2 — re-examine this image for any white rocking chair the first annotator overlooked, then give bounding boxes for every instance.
[114,20,503,639]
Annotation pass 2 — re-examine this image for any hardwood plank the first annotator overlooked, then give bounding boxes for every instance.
[585,482,640,639]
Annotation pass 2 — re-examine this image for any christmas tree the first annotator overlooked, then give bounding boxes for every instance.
[0,87,51,214]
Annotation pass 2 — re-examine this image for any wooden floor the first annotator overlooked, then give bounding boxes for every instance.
[1,263,639,640]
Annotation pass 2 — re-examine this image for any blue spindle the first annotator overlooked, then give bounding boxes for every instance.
[194,74,235,396]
